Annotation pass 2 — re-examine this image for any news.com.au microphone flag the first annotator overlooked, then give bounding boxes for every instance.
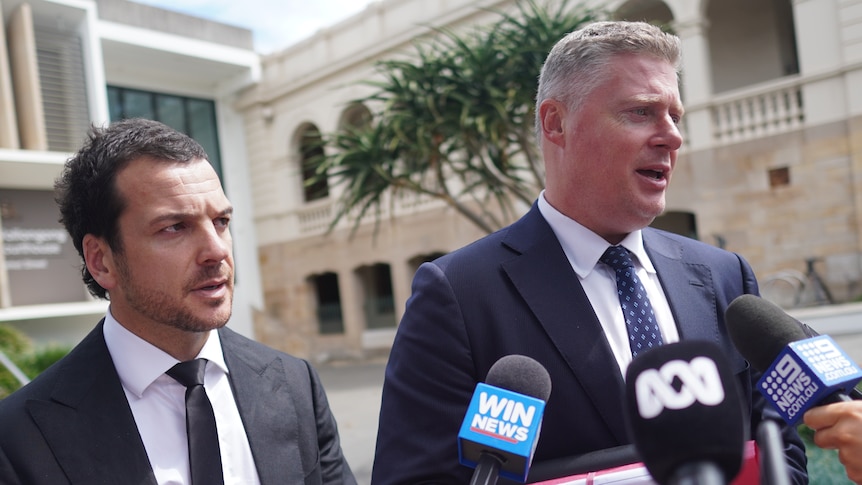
[726,294,862,424]
[625,340,745,485]
[458,355,551,483]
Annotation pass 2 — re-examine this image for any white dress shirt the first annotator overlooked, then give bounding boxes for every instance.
[103,309,261,485]
[537,192,680,376]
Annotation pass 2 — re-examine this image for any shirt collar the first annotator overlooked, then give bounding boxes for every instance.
[103,307,228,398]
[537,191,657,277]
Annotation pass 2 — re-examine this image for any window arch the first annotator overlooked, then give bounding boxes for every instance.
[338,103,372,133]
[295,123,328,202]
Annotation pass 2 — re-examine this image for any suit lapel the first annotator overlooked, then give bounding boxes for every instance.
[643,229,722,343]
[501,206,629,443]
[28,322,156,485]
[220,328,303,485]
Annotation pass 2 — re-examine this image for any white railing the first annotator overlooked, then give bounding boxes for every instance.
[289,190,447,236]
[297,201,334,234]
[705,76,805,144]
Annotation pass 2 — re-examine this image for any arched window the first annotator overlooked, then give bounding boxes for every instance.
[338,103,372,133]
[297,124,328,202]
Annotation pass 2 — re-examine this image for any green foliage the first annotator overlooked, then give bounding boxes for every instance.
[0,323,32,355]
[312,0,603,236]
[0,324,70,399]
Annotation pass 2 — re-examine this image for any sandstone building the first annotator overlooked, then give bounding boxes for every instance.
[237,0,862,362]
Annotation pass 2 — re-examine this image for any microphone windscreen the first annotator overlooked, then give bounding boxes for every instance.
[624,341,744,485]
[725,294,809,371]
[486,354,552,401]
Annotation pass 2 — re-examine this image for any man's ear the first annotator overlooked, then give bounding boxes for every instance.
[539,99,566,148]
[83,234,117,290]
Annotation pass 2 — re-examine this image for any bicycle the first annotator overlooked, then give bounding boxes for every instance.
[761,257,834,309]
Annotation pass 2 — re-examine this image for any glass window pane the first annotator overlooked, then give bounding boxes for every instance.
[187,99,221,177]
[107,87,123,122]
[155,94,186,132]
[105,87,222,182]
[123,90,154,119]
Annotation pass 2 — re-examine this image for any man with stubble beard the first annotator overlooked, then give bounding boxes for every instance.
[0,118,356,485]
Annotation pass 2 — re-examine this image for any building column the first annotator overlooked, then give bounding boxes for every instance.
[7,3,47,150]
[0,211,10,308]
[792,0,846,125]
[337,267,365,352]
[674,17,714,151]
[389,258,413,324]
[0,4,20,149]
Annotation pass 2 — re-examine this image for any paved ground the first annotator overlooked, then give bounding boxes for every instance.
[317,360,386,485]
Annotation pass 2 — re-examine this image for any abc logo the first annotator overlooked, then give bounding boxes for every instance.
[634,357,725,419]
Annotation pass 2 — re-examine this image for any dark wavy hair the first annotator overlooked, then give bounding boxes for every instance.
[55,118,209,299]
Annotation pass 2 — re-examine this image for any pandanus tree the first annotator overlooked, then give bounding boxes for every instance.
[309,0,601,235]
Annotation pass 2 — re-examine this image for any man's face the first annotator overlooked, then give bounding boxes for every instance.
[105,157,234,336]
[543,53,684,243]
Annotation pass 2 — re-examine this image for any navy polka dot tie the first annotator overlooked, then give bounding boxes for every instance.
[600,246,664,357]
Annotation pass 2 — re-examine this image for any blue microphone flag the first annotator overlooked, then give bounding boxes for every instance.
[458,382,545,482]
[759,334,862,424]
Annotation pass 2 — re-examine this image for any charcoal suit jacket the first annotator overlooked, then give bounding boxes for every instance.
[0,323,356,485]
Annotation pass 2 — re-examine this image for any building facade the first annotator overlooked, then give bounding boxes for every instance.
[237,0,862,362]
[0,0,262,345]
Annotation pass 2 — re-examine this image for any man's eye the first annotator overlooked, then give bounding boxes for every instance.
[215,217,230,228]
[163,223,184,233]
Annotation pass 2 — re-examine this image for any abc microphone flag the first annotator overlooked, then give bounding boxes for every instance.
[458,355,551,483]
[625,341,745,485]
[726,294,862,424]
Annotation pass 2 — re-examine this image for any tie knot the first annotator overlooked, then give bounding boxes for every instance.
[600,246,635,271]
[167,358,208,388]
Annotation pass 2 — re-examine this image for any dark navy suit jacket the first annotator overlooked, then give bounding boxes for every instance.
[371,203,807,484]
[0,324,356,485]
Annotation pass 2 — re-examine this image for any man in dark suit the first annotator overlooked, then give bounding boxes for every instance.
[0,118,356,484]
[371,21,808,484]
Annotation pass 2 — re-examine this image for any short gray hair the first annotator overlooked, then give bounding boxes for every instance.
[535,21,681,139]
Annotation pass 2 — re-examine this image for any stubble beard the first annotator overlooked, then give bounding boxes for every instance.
[114,256,233,333]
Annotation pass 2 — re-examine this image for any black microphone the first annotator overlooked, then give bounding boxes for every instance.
[756,419,791,485]
[725,294,862,423]
[625,341,745,485]
[458,355,551,484]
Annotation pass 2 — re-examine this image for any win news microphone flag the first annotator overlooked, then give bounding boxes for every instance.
[624,340,745,485]
[458,355,551,483]
[725,294,862,424]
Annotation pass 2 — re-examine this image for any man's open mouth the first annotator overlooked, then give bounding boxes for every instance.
[638,169,665,180]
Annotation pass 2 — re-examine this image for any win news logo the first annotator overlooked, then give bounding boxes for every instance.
[759,335,862,424]
[469,389,538,442]
[458,383,545,481]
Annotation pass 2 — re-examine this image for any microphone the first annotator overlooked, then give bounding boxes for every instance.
[798,329,862,401]
[458,355,551,484]
[778,309,862,401]
[625,341,745,485]
[725,294,862,424]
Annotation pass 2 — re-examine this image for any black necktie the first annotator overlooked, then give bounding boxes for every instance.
[600,246,664,357]
[166,358,225,485]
